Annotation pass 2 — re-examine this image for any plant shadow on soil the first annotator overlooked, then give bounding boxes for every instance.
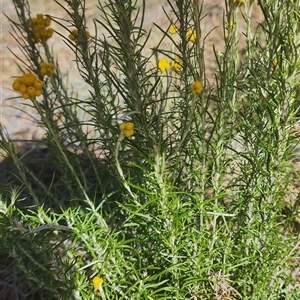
[0,140,126,218]
[0,140,129,300]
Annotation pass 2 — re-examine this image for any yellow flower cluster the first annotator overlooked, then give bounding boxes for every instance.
[190,80,203,95]
[157,57,171,73]
[233,0,247,5]
[92,276,103,291]
[12,73,44,100]
[186,29,196,44]
[168,24,196,44]
[225,21,235,30]
[172,57,183,72]
[119,121,134,138]
[69,29,91,44]
[29,13,53,44]
[224,22,236,39]
[168,24,178,34]
[157,56,183,73]
[40,62,55,76]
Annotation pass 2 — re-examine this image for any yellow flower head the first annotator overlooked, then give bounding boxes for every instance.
[120,121,134,138]
[224,21,236,38]
[168,24,178,34]
[22,92,30,100]
[69,29,91,44]
[36,14,44,21]
[272,57,278,67]
[44,16,51,27]
[18,84,27,93]
[157,57,171,73]
[22,73,36,86]
[12,78,22,91]
[33,79,44,90]
[225,21,235,31]
[45,28,54,38]
[172,57,183,72]
[26,86,36,97]
[35,89,42,96]
[190,80,203,95]
[92,276,103,290]
[186,29,196,44]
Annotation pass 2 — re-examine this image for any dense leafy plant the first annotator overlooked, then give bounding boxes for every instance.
[1,0,300,299]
